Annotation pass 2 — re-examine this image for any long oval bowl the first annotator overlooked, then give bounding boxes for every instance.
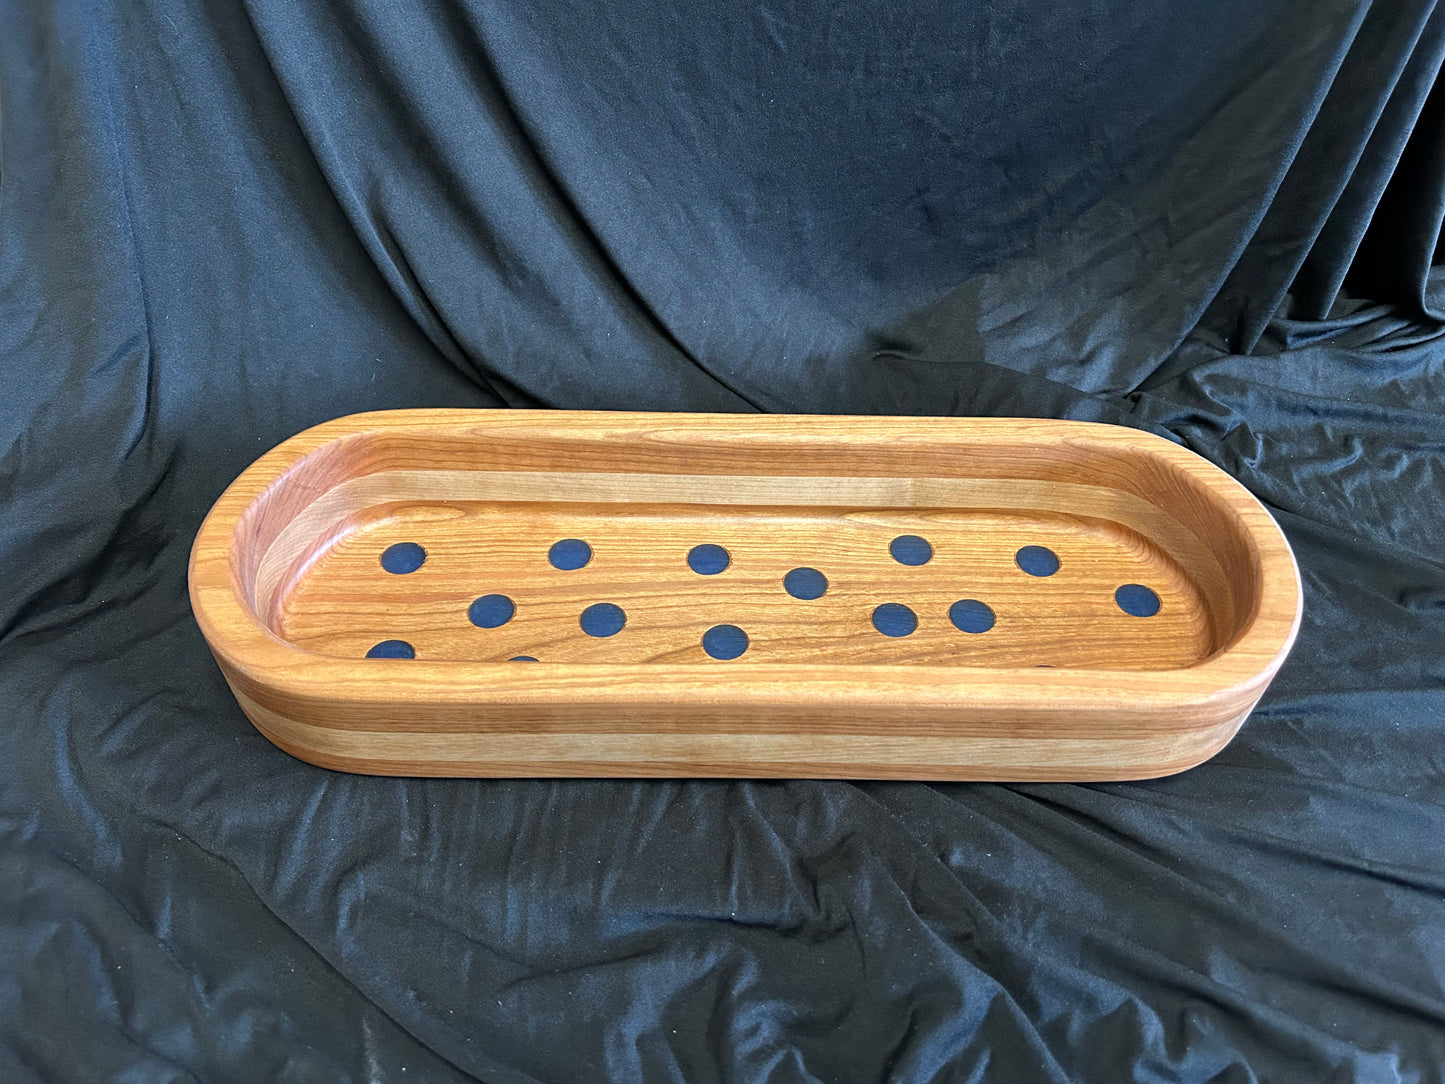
[189,410,1301,780]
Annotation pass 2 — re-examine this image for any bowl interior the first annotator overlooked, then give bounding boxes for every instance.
[273,499,1213,669]
[230,422,1261,672]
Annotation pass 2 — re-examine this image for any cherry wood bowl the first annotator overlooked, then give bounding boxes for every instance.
[188,410,1302,780]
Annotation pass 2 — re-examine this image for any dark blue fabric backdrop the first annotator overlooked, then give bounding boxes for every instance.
[3,2,1444,1080]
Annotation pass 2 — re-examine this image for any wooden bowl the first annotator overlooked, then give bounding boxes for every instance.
[189,410,1301,780]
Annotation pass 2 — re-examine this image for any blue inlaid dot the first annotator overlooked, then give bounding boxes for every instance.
[468,594,515,628]
[784,567,828,600]
[890,534,933,566]
[1016,545,1060,577]
[702,624,749,660]
[548,538,592,570]
[687,544,731,575]
[380,542,426,574]
[510,655,539,662]
[949,599,996,634]
[366,639,415,659]
[872,603,918,637]
[580,602,626,637]
[1115,584,1161,617]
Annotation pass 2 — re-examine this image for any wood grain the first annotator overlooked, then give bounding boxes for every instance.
[189,410,1303,780]
[278,502,1211,669]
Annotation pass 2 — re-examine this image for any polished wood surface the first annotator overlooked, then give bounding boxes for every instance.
[189,410,1302,780]
[278,503,1211,668]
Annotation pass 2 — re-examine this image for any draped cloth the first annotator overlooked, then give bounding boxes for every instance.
[3,2,1443,1078]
